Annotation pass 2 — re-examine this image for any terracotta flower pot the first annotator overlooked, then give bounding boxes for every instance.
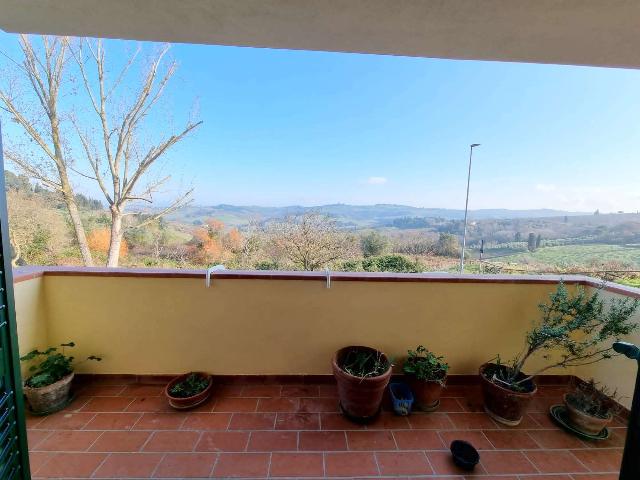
[165,372,213,410]
[479,363,537,426]
[408,375,446,412]
[332,346,392,422]
[563,393,612,435]
[23,372,74,414]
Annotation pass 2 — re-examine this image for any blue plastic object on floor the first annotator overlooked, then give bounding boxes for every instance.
[389,382,414,416]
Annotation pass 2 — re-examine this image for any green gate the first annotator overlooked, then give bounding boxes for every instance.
[0,125,31,478]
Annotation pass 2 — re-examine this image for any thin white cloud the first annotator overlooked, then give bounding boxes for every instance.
[535,183,557,192]
[366,176,388,185]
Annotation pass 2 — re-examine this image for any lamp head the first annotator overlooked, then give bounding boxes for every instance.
[470,143,481,148]
[613,341,640,360]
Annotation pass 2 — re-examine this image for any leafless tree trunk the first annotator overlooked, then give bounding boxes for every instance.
[0,36,94,265]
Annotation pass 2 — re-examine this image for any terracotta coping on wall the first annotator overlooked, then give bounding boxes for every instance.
[12,265,640,299]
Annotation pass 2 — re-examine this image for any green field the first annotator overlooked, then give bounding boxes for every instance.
[487,244,640,269]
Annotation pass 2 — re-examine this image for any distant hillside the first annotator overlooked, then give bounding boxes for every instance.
[167,203,585,228]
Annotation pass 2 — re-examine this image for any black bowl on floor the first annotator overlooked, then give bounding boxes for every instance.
[450,440,480,471]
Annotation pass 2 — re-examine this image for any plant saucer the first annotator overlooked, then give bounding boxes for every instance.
[549,404,610,441]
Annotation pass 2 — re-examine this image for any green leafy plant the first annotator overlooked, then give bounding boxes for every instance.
[565,379,622,419]
[20,342,101,388]
[403,345,448,384]
[169,373,210,398]
[340,348,391,378]
[489,282,639,391]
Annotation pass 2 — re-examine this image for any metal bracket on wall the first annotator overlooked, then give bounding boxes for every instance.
[205,265,226,287]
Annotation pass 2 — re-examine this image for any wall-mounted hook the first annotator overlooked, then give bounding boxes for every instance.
[325,269,331,289]
[206,264,226,287]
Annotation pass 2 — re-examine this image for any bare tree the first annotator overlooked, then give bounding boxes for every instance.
[70,39,201,266]
[0,35,201,267]
[0,36,94,264]
[268,213,357,271]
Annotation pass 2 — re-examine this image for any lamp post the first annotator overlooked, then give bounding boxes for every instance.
[460,143,480,273]
[613,341,640,479]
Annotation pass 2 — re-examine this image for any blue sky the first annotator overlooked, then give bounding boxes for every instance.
[1,33,640,212]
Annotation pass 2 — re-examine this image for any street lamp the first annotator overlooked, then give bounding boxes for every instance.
[459,143,480,274]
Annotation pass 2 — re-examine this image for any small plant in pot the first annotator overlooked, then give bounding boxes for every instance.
[165,372,213,410]
[563,379,621,436]
[481,282,638,426]
[332,345,392,422]
[20,342,101,415]
[403,345,448,411]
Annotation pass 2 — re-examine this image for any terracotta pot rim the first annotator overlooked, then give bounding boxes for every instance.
[563,393,613,421]
[479,362,537,396]
[165,371,213,401]
[23,372,74,393]
[332,346,392,381]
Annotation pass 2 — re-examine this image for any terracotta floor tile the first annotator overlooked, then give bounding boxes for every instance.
[366,413,411,429]
[228,412,276,430]
[90,431,151,452]
[247,431,297,451]
[408,412,454,429]
[479,450,538,475]
[299,431,347,451]
[212,452,270,477]
[570,474,620,480]
[84,412,142,430]
[36,412,96,430]
[214,385,244,398]
[519,475,573,480]
[437,398,466,412]
[241,385,282,397]
[121,384,165,396]
[346,430,396,450]
[529,429,589,449]
[25,414,44,429]
[78,384,126,396]
[126,396,173,413]
[213,397,258,412]
[80,396,135,412]
[570,449,623,472]
[93,452,163,478]
[153,452,217,478]
[282,385,320,397]
[483,430,539,449]
[36,452,106,478]
[27,430,52,450]
[257,397,299,412]
[426,450,487,475]
[529,412,560,429]
[319,384,338,397]
[27,451,54,475]
[439,430,493,450]
[143,431,200,452]
[36,430,101,452]
[525,450,588,474]
[270,452,324,477]
[133,412,187,430]
[393,430,444,449]
[181,412,231,430]
[276,412,320,430]
[320,412,366,430]
[448,412,499,429]
[298,397,340,412]
[324,452,379,477]
[195,431,249,452]
[376,451,433,476]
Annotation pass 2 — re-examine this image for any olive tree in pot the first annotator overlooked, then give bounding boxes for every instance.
[332,345,392,422]
[403,345,448,411]
[20,342,101,414]
[481,282,638,426]
[564,379,621,436]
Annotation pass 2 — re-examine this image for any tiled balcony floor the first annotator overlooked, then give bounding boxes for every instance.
[25,378,625,479]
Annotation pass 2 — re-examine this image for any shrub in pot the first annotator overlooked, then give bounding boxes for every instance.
[20,342,101,414]
[481,282,638,426]
[332,345,392,422]
[403,345,448,411]
[165,372,213,410]
[564,379,620,436]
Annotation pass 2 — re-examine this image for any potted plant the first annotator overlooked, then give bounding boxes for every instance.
[332,345,392,422]
[20,342,101,414]
[481,282,638,426]
[165,372,213,409]
[563,379,620,436]
[403,345,448,411]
